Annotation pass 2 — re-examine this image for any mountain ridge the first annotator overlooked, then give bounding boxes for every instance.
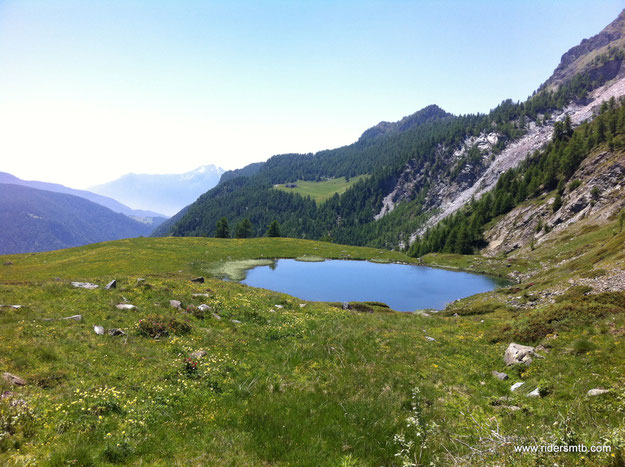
[0,183,156,254]
[0,172,166,219]
[90,165,224,217]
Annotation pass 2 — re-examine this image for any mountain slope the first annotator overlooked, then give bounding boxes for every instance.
[90,165,224,217]
[0,184,155,254]
[161,9,625,252]
[0,172,166,220]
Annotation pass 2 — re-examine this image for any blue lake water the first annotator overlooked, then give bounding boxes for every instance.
[241,259,507,311]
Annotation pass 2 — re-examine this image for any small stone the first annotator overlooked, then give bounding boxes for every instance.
[137,278,145,283]
[299,303,306,308]
[93,325,104,335]
[108,328,125,336]
[425,336,436,341]
[170,300,182,309]
[2,372,26,386]
[3,261,13,266]
[198,304,211,311]
[342,302,351,310]
[60,314,82,321]
[116,304,136,310]
[587,388,610,396]
[192,293,209,297]
[71,282,98,289]
[510,382,525,392]
[212,313,221,320]
[274,305,283,309]
[527,387,541,398]
[492,371,509,381]
[190,350,207,359]
[191,277,205,283]
[105,280,117,290]
[231,319,241,324]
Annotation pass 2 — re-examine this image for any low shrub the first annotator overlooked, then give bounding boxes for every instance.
[137,314,192,338]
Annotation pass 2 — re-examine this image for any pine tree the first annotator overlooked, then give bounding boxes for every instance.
[215,217,230,238]
[266,220,281,237]
[235,218,253,238]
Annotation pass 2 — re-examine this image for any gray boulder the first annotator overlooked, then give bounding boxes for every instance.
[492,371,509,381]
[504,343,536,366]
[191,277,205,283]
[105,280,117,290]
[108,328,126,336]
[2,372,26,386]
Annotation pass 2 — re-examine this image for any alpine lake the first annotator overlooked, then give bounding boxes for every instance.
[240,258,508,311]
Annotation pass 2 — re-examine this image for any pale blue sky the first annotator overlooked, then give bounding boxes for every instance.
[0,1,623,187]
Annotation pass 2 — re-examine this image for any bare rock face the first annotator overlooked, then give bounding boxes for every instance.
[2,372,26,386]
[504,343,536,366]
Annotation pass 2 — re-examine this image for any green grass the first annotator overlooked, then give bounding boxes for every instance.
[274,175,368,203]
[0,232,624,465]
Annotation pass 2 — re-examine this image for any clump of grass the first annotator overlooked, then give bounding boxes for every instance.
[443,301,508,317]
[572,338,596,355]
[295,255,325,262]
[137,314,192,338]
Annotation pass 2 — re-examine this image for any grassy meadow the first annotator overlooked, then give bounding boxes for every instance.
[274,176,368,204]
[0,231,624,465]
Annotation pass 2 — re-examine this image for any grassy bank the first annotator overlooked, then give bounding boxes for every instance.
[0,233,624,465]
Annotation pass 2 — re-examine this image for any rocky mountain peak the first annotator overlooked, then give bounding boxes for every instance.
[543,9,625,91]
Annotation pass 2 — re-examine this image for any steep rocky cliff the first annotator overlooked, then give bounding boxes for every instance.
[483,148,625,257]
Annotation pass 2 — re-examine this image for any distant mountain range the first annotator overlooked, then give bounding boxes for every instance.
[0,184,156,254]
[90,165,224,216]
[0,171,166,220]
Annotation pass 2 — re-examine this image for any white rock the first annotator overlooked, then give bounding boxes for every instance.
[527,387,541,398]
[587,388,610,396]
[510,382,525,392]
[198,304,211,311]
[504,343,536,366]
[425,336,436,341]
[71,282,98,289]
[116,304,136,310]
[93,325,104,335]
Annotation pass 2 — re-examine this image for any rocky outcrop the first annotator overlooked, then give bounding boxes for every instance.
[543,10,625,91]
[483,146,625,257]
